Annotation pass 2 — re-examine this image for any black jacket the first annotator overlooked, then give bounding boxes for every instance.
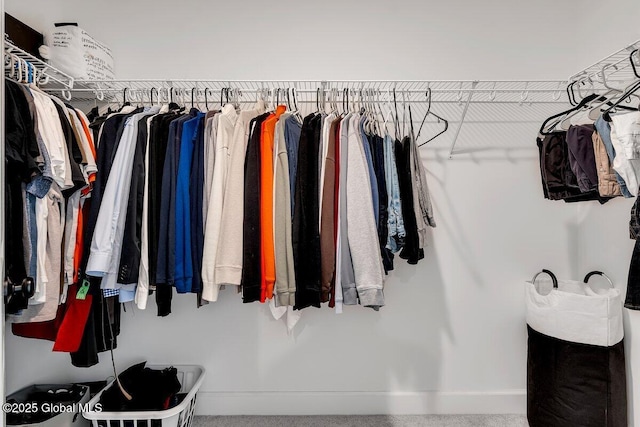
[241,113,270,303]
[292,114,322,310]
[190,117,206,296]
[148,113,181,316]
[73,108,141,367]
[118,115,153,284]
[4,81,39,308]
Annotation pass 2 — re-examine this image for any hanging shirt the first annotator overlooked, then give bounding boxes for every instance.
[331,119,342,311]
[346,114,384,310]
[359,116,379,226]
[136,111,178,314]
[610,122,640,197]
[260,105,286,302]
[86,107,160,291]
[319,113,336,231]
[190,113,207,295]
[156,111,195,291]
[273,112,296,307]
[175,112,205,293]
[213,101,265,290]
[594,116,632,198]
[338,113,357,306]
[201,104,238,302]
[397,137,423,264]
[242,113,271,303]
[29,88,74,190]
[285,115,302,213]
[292,114,323,310]
[320,117,339,303]
[202,112,220,225]
[117,114,155,291]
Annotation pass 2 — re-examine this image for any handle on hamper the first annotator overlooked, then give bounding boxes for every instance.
[583,271,614,288]
[532,269,558,288]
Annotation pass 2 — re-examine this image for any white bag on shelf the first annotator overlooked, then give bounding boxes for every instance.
[41,24,115,80]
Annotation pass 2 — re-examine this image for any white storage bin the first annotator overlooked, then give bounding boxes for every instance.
[82,365,205,427]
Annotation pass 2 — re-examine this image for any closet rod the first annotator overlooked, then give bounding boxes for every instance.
[67,88,567,94]
[85,98,566,106]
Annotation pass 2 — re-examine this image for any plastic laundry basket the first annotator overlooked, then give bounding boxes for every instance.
[81,365,205,427]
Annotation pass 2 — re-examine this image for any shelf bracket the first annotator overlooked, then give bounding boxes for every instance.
[448,80,477,159]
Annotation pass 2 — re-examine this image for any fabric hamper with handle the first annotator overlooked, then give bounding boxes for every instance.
[526,270,627,427]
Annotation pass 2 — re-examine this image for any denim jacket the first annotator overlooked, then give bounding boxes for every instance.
[383,134,405,252]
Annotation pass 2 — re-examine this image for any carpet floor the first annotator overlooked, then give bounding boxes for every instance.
[193,415,528,427]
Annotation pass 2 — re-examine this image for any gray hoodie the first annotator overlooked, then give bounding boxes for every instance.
[346,114,385,309]
[274,113,297,306]
[339,113,357,305]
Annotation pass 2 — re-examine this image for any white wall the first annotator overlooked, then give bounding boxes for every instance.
[4,0,640,420]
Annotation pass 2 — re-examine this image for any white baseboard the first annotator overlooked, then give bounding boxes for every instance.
[194,390,527,416]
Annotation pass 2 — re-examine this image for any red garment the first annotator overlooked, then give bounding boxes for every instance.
[11,305,65,341]
[11,284,92,353]
[53,284,92,352]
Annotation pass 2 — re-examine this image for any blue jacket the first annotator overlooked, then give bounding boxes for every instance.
[174,112,204,293]
[156,111,196,287]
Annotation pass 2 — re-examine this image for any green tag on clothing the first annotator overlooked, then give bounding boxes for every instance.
[76,279,90,300]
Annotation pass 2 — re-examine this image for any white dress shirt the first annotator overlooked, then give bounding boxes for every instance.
[86,107,160,290]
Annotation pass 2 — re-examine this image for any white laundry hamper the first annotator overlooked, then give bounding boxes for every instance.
[82,365,205,427]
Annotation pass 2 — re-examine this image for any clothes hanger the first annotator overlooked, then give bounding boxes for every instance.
[374,89,385,135]
[382,89,394,137]
[6,53,17,80]
[361,89,370,132]
[561,73,636,125]
[341,88,347,116]
[558,78,598,129]
[374,89,384,135]
[121,87,131,110]
[14,56,22,82]
[150,87,157,106]
[204,88,210,110]
[393,88,401,140]
[579,75,636,121]
[287,88,301,120]
[364,89,375,134]
[630,49,640,79]
[402,90,409,138]
[602,79,640,121]
[220,87,228,107]
[415,89,450,146]
[566,81,580,106]
[331,88,338,116]
[539,92,599,136]
[234,88,242,110]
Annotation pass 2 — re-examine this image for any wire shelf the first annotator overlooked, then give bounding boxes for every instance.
[60,79,568,157]
[64,79,568,105]
[568,39,640,93]
[3,34,76,91]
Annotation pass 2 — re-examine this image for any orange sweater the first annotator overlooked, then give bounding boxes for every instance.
[260,105,286,302]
